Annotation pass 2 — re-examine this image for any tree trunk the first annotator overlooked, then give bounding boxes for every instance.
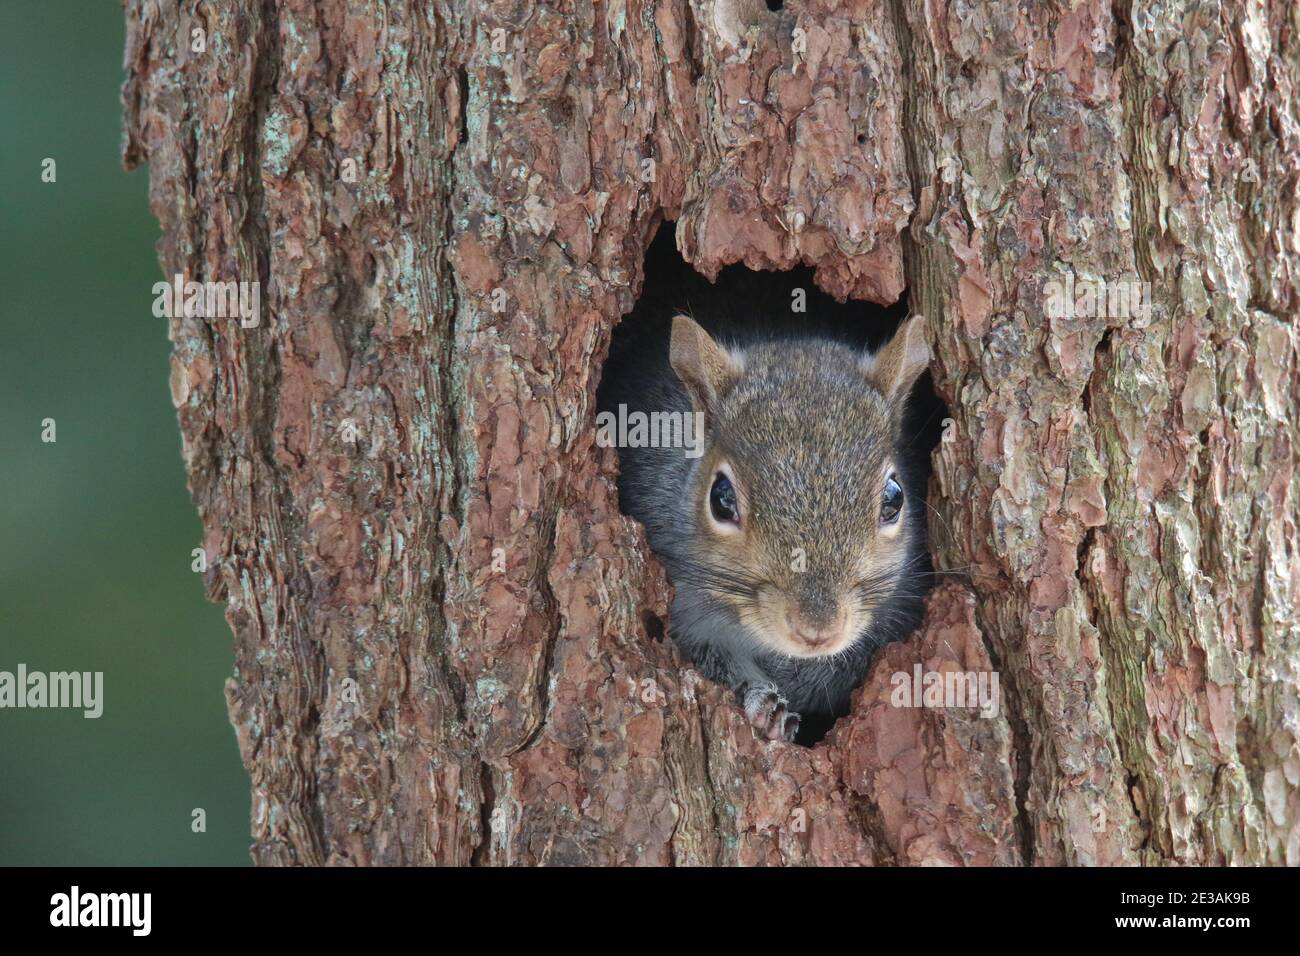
[122,0,1299,866]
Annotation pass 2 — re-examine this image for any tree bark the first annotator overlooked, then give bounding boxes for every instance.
[122,0,1299,865]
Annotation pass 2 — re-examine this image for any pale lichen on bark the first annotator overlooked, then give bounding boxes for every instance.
[123,0,1297,866]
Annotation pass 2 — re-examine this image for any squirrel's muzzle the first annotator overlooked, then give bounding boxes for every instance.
[781,599,855,656]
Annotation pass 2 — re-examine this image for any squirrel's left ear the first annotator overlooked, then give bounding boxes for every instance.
[862,315,929,404]
[670,315,743,416]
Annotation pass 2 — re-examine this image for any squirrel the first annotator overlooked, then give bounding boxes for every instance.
[600,299,933,745]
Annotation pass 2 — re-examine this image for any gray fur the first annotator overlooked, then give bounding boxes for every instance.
[604,323,930,744]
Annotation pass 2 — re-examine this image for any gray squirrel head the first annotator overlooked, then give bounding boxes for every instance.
[668,314,930,659]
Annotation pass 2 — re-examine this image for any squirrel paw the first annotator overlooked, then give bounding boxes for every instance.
[739,682,801,743]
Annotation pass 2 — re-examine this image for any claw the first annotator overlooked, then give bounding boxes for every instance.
[739,682,801,743]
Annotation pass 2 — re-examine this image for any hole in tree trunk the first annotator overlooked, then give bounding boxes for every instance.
[642,612,666,643]
[600,224,947,745]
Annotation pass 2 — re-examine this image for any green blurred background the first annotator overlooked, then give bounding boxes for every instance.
[0,2,249,864]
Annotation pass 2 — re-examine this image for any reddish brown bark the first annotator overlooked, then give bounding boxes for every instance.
[123,0,1298,865]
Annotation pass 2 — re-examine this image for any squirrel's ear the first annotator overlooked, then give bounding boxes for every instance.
[670,315,742,415]
[862,315,929,404]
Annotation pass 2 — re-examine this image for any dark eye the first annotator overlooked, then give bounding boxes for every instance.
[709,473,740,525]
[880,475,903,524]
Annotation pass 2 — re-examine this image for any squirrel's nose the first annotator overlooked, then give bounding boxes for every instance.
[792,625,832,648]
[785,607,841,650]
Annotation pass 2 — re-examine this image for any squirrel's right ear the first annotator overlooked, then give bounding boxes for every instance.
[862,315,929,405]
[670,315,742,415]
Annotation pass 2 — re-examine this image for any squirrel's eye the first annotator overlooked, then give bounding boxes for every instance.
[709,474,740,525]
[880,475,904,524]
